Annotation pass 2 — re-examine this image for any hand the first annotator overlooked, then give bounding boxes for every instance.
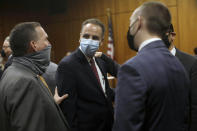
[94,52,102,57]
[54,87,69,105]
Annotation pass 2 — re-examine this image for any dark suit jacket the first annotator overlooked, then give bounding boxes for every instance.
[56,49,119,131]
[175,49,197,131]
[0,55,13,79]
[42,61,58,95]
[113,40,189,131]
[3,55,13,71]
[0,61,70,131]
[0,68,3,78]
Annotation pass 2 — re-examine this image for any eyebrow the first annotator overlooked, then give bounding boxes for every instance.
[83,34,89,36]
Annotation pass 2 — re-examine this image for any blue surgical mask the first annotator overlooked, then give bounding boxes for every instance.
[80,38,100,57]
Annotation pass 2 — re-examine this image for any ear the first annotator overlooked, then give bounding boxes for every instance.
[100,39,104,46]
[137,16,142,29]
[79,33,83,43]
[30,41,37,52]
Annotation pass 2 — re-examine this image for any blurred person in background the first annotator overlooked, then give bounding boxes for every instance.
[1,36,13,71]
[164,24,197,131]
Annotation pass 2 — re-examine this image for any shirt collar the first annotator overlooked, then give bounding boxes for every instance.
[170,47,176,56]
[79,46,93,63]
[138,38,161,51]
[8,54,12,59]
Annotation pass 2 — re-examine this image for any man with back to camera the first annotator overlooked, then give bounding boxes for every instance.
[113,2,189,131]
[0,22,69,131]
[164,24,197,131]
[56,18,120,131]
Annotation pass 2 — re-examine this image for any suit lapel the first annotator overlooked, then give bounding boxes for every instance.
[75,49,106,95]
[95,58,110,97]
[13,60,70,128]
[175,48,183,61]
[175,48,186,66]
[54,102,70,128]
[95,58,105,76]
[36,76,70,128]
[95,58,108,87]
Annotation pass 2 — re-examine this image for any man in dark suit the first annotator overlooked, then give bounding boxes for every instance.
[113,2,189,131]
[56,18,120,131]
[42,61,58,95]
[165,24,197,131]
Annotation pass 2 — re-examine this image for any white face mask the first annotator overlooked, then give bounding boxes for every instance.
[80,38,100,57]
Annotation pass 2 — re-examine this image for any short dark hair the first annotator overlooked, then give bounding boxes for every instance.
[81,18,105,38]
[9,22,41,57]
[169,24,174,32]
[140,2,171,37]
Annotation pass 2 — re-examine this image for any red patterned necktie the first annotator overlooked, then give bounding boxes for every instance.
[90,59,102,88]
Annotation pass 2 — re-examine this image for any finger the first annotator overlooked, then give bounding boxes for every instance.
[61,94,69,100]
[57,94,69,104]
[55,87,58,95]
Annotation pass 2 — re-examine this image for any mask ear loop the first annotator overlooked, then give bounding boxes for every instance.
[129,18,138,34]
[136,16,142,30]
[131,16,142,37]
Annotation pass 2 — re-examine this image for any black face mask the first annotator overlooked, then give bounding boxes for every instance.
[127,28,138,52]
[1,49,6,58]
[162,34,171,48]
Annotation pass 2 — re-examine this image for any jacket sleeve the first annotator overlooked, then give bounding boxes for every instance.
[190,59,197,131]
[100,53,120,77]
[56,60,78,131]
[113,64,147,131]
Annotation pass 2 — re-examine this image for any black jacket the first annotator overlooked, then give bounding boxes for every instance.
[176,48,197,131]
[56,49,119,131]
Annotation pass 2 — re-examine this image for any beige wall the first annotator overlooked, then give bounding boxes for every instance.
[0,0,197,63]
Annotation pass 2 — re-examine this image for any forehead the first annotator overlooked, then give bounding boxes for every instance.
[81,23,102,37]
[3,40,9,46]
[35,26,48,38]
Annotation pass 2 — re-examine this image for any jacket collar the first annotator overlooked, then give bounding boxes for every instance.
[138,40,166,54]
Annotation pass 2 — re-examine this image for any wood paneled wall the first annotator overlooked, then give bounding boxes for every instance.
[0,0,197,64]
[46,0,197,63]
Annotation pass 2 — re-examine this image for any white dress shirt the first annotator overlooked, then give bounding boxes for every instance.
[170,47,176,56]
[138,38,161,51]
[79,47,106,94]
